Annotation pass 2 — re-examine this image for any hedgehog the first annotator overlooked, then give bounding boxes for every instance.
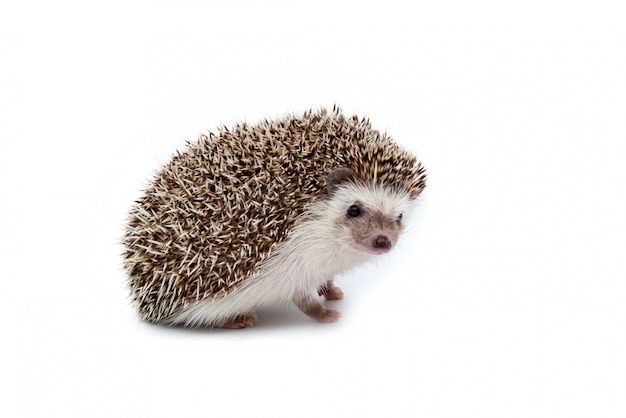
[122,107,426,328]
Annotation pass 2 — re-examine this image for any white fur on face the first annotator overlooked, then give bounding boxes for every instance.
[320,182,415,254]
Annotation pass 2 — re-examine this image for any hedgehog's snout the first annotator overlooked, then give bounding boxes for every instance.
[372,234,392,254]
[374,234,391,249]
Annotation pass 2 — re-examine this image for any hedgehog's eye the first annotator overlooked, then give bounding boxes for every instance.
[398,213,403,221]
[347,204,361,217]
[397,213,403,225]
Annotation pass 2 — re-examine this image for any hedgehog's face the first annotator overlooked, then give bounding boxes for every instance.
[326,169,414,256]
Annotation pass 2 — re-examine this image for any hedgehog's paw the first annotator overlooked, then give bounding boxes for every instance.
[294,295,342,324]
[317,282,344,301]
[327,287,344,300]
[221,312,259,329]
[316,308,342,323]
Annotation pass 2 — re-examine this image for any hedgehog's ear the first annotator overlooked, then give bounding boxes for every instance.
[326,167,355,195]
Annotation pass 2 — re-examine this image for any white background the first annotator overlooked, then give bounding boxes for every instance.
[2,1,625,417]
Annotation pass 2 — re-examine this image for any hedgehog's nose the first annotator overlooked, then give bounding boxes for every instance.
[373,235,392,251]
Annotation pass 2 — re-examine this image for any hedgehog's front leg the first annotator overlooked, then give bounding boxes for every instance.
[293,293,341,323]
[317,280,344,301]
